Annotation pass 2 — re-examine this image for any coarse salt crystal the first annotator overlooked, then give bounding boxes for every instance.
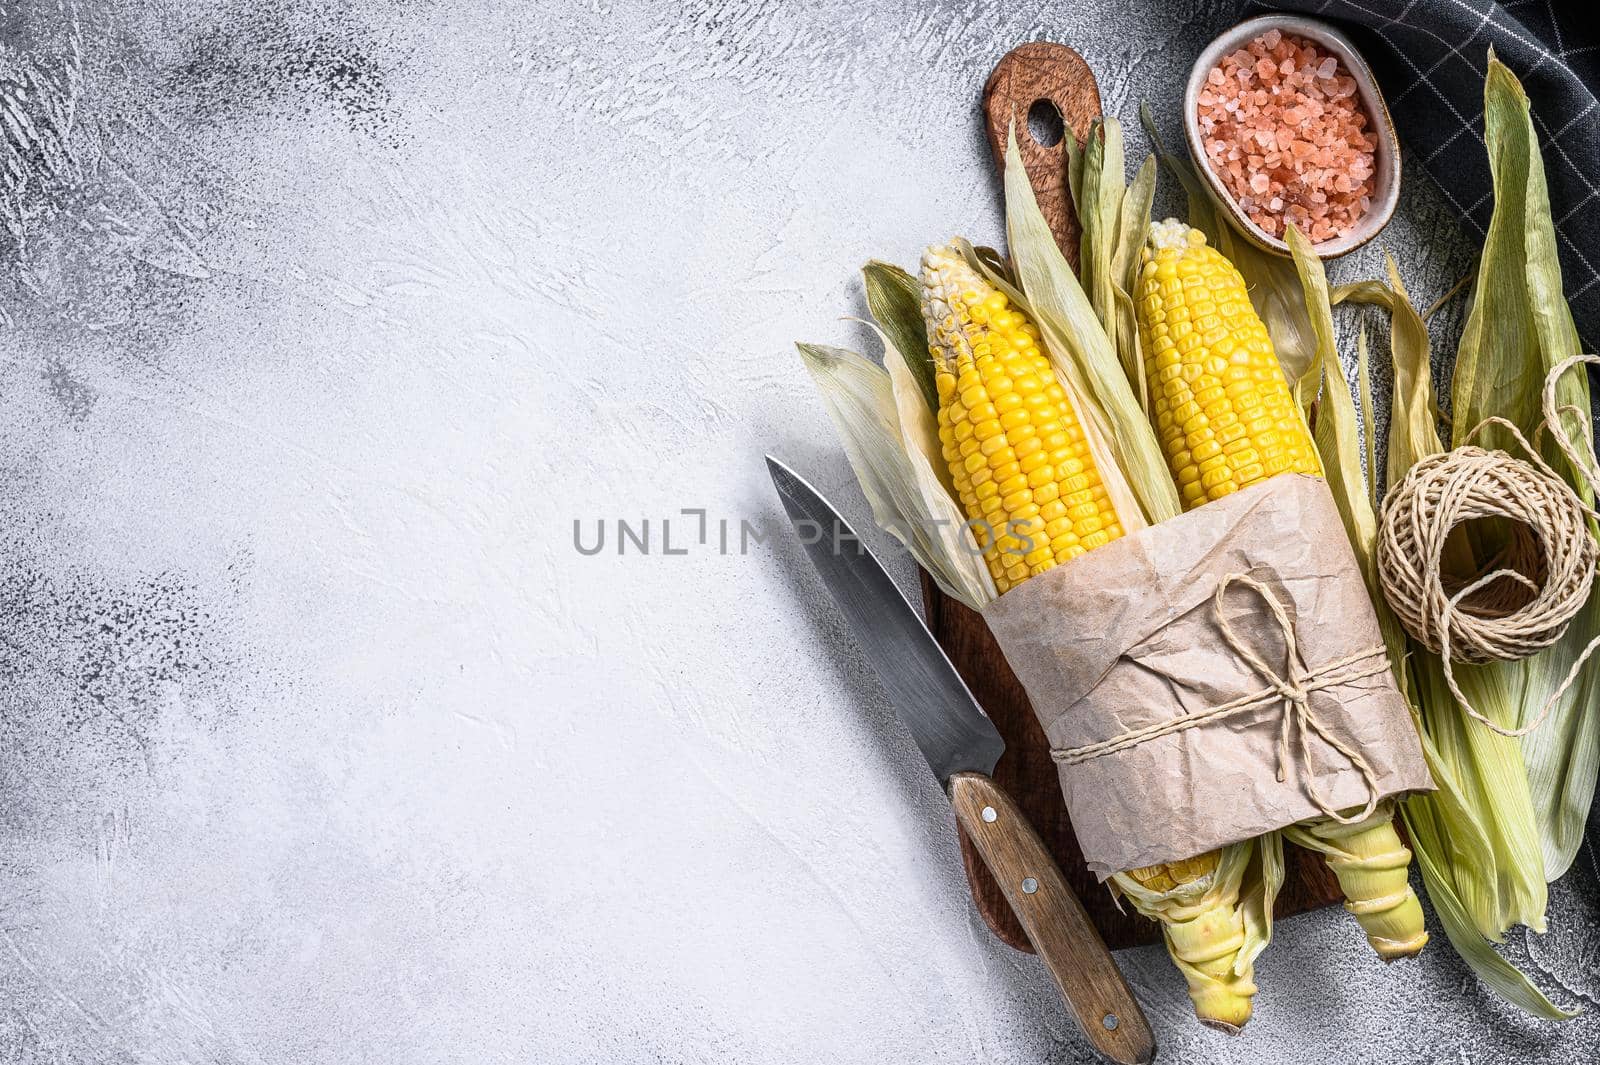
[1196,30,1377,243]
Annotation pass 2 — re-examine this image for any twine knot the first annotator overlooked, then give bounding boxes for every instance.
[1212,574,1384,824]
[1052,573,1390,826]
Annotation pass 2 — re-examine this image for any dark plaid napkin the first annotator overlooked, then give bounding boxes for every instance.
[1241,0,1600,346]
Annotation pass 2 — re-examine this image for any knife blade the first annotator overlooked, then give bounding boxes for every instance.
[766,458,1004,783]
[766,455,1155,1065]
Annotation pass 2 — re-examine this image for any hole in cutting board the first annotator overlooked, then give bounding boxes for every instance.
[1026,97,1065,148]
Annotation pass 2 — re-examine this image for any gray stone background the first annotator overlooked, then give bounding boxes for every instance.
[0,0,1596,1062]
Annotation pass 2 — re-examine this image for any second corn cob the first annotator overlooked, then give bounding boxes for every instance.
[1134,219,1428,962]
[922,241,1259,1030]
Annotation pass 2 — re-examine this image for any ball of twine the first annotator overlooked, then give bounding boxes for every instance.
[1377,445,1595,665]
[1376,353,1600,737]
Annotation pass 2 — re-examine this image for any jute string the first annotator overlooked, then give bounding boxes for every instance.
[1053,574,1391,825]
[1376,353,1600,738]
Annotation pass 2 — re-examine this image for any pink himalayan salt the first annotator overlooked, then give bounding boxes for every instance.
[1197,31,1377,241]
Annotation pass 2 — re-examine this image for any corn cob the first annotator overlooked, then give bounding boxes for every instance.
[922,242,1258,1030]
[1135,219,1428,962]
[923,248,1122,591]
[1139,220,1321,498]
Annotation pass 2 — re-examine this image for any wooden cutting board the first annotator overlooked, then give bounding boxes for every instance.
[926,42,1343,953]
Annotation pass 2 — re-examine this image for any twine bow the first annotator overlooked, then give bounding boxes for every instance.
[1211,574,1387,825]
[1052,573,1391,826]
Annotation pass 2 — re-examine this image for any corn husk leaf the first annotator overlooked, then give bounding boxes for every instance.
[1064,122,1086,217]
[796,342,996,609]
[1412,827,1575,1018]
[1352,251,1547,938]
[1332,258,1445,484]
[1309,246,1566,1012]
[1310,358,1378,579]
[996,125,1181,526]
[1282,226,1332,410]
[1115,156,1157,405]
[1077,119,1125,363]
[1318,249,1568,1010]
[1400,654,1567,1016]
[863,260,937,414]
[971,244,1012,285]
[1066,117,1155,409]
[1240,830,1284,971]
[1356,326,1379,508]
[1451,57,1600,883]
[1117,157,1158,295]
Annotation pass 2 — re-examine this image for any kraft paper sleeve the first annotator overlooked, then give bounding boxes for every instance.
[980,474,1435,879]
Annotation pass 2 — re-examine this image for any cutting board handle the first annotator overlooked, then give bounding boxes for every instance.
[981,42,1104,266]
[932,34,1346,963]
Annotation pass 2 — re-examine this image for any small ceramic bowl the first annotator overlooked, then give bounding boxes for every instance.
[1184,14,1401,260]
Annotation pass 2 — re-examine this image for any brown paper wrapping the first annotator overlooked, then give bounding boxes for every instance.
[981,474,1434,879]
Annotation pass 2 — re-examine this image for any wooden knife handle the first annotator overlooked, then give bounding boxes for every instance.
[948,772,1155,1065]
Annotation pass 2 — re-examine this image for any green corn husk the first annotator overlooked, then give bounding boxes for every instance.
[1452,58,1600,888]
[1286,81,1585,1009]
[1314,252,1574,1019]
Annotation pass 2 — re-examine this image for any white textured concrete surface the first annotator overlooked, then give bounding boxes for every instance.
[0,1,1598,1062]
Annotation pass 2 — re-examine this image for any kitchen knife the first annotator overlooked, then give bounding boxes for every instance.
[766,455,1155,1065]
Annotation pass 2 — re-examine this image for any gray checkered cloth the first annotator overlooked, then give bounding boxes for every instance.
[1241,0,1600,346]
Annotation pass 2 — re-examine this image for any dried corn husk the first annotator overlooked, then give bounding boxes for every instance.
[796,342,995,609]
